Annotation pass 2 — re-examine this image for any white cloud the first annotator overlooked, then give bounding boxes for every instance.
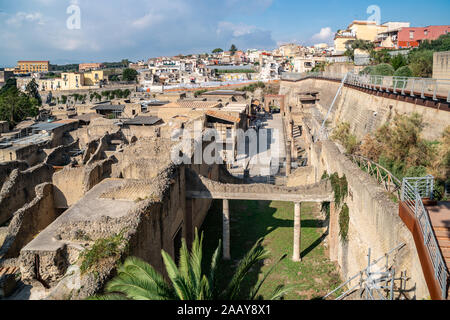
[311,27,334,43]
[217,21,258,37]
[6,12,45,26]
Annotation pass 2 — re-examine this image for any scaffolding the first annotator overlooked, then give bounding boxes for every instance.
[324,243,409,300]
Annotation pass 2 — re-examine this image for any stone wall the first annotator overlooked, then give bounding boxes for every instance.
[280,78,450,141]
[309,140,429,299]
[0,164,54,225]
[0,183,57,259]
[52,158,115,209]
[0,161,28,190]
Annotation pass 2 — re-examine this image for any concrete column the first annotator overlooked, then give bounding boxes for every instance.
[329,202,338,262]
[223,199,231,260]
[293,202,302,262]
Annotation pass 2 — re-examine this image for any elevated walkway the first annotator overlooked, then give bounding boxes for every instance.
[186,169,333,203]
[399,177,449,300]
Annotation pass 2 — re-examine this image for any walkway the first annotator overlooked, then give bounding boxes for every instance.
[426,202,450,273]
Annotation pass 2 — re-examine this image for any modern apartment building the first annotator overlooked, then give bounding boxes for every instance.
[15,61,50,74]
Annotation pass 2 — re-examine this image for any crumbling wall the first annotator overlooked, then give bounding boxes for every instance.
[310,140,429,299]
[0,183,57,259]
[52,158,115,209]
[85,134,110,166]
[45,141,80,167]
[52,166,85,209]
[0,164,54,225]
[0,161,28,189]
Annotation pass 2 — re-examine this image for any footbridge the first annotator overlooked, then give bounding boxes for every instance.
[186,169,334,262]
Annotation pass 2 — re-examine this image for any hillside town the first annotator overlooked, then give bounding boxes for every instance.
[0,2,449,307]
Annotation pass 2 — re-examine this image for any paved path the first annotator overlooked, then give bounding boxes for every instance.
[247,113,286,181]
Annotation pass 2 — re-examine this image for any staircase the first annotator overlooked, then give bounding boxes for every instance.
[292,125,306,160]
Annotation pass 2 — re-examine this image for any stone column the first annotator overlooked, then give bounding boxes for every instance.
[286,141,291,176]
[223,199,231,260]
[293,202,302,262]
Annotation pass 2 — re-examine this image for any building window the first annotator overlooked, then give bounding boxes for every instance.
[409,31,414,39]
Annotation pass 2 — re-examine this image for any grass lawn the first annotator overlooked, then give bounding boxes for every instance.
[200,200,342,300]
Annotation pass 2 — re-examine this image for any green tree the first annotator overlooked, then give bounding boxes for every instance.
[390,54,407,70]
[122,68,138,82]
[230,44,238,55]
[408,49,433,77]
[212,48,223,53]
[345,40,375,61]
[0,86,39,126]
[370,48,391,64]
[373,63,395,76]
[89,231,290,300]
[415,33,450,52]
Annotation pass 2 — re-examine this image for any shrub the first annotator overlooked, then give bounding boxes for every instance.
[79,232,127,273]
[408,49,433,77]
[394,66,413,77]
[391,54,407,70]
[339,204,350,242]
[331,122,360,154]
[373,63,395,76]
[393,66,413,88]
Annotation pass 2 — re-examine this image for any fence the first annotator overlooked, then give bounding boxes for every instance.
[281,72,450,102]
[348,155,402,200]
[401,175,448,299]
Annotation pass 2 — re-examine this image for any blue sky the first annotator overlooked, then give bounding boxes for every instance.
[0,0,449,67]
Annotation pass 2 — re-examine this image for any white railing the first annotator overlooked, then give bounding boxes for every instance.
[281,72,450,102]
[401,175,448,299]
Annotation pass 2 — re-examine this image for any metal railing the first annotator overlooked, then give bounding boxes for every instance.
[324,244,405,300]
[348,154,402,199]
[281,72,450,102]
[401,175,448,299]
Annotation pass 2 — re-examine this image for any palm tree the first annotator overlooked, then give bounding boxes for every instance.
[89,230,290,300]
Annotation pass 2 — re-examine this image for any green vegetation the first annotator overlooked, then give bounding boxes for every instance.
[344,39,375,61]
[331,122,359,154]
[201,200,342,300]
[122,68,138,82]
[338,204,350,242]
[90,230,290,300]
[194,89,208,98]
[349,113,450,199]
[362,33,450,78]
[321,172,349,242]
[408,49,434,78]
[236,81,266,93]
[0,78,39,127]
[390,54,408,70]
[79,231,127,274]
[212,48,223,53]
[230,44,238,55]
